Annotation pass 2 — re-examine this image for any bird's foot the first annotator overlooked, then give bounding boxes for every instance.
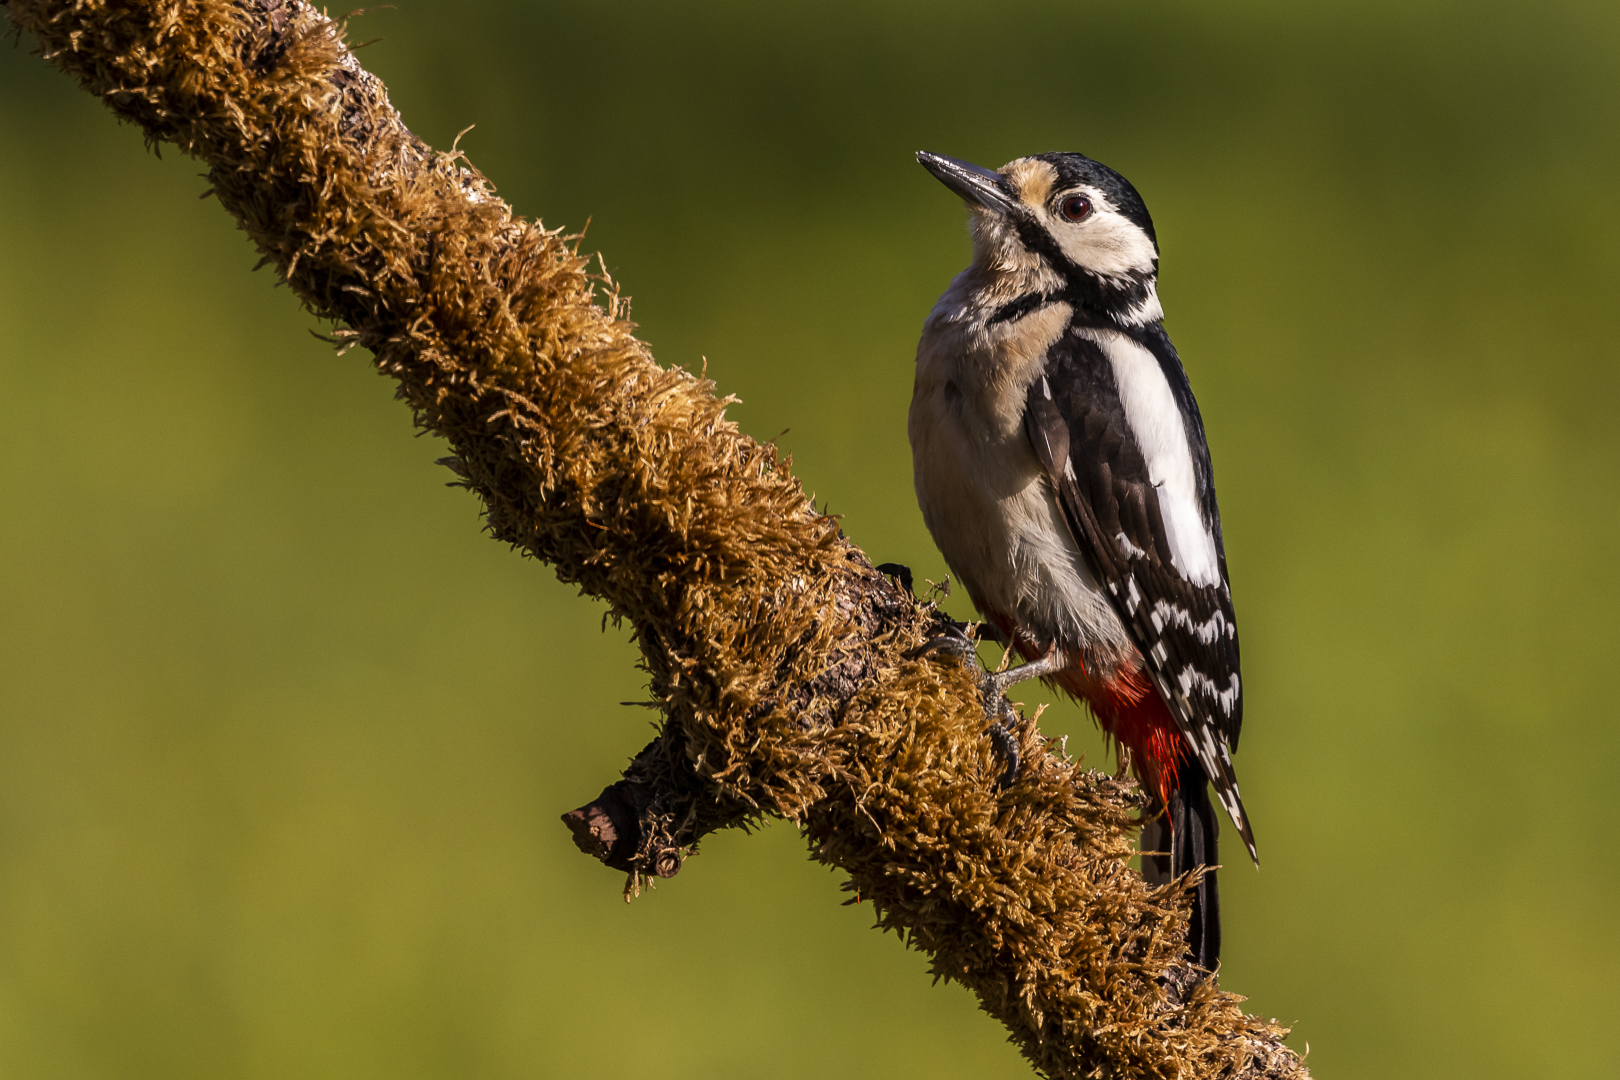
[911,622,976,664]
[909,623,1022,789]
[984,714,1020,789]
[912,618,1007,657]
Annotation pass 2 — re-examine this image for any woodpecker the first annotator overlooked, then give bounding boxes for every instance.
[909,150,1255,971]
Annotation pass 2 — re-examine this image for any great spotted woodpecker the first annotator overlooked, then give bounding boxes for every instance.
[908,151,1256,971]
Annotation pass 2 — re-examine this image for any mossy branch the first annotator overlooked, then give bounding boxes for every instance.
[4,2,1309,1076]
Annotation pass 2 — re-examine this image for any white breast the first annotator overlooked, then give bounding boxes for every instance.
[908,293,1132,657]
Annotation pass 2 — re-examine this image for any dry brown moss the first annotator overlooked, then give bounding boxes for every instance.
[5,2,1310,1075]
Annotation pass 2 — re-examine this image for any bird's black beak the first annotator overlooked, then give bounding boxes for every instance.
[917,151,1018,216]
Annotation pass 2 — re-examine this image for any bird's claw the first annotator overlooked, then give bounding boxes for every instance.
[986,718,1021,789]
[911,631,976,663]
[910,622,1023,790]
[910,619,1004,658]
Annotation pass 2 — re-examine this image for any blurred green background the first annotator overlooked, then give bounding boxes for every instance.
[2,1,1618,1077]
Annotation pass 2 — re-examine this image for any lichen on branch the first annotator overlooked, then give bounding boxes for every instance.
[4,1,1309,1075]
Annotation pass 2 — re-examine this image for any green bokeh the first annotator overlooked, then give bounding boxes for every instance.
[2,2,1618,1077]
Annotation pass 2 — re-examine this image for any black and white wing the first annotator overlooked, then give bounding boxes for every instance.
[1024,321,1257,862]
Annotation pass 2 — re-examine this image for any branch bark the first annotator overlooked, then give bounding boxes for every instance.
[4,2,1309,1076]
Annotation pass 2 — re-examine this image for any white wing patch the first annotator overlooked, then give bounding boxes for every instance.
[1081,328,1220,587]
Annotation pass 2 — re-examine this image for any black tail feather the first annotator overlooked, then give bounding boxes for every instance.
[1141,758,1221,972]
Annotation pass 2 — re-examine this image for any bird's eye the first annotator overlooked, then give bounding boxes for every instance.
[1059,194,1093,222]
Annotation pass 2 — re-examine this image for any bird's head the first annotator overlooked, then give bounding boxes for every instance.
[917,151,1162,326]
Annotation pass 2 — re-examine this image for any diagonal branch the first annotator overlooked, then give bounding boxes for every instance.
[3,2,1309,1076]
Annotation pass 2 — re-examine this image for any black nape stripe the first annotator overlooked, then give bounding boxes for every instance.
[999,211,1157,328]
[987,291,1057,326]
[986,277,1156,331]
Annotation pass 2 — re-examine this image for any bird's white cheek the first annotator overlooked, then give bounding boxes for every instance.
[1051,216,1158,279]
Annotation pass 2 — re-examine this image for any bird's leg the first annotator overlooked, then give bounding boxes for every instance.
[982,643,1069,697]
